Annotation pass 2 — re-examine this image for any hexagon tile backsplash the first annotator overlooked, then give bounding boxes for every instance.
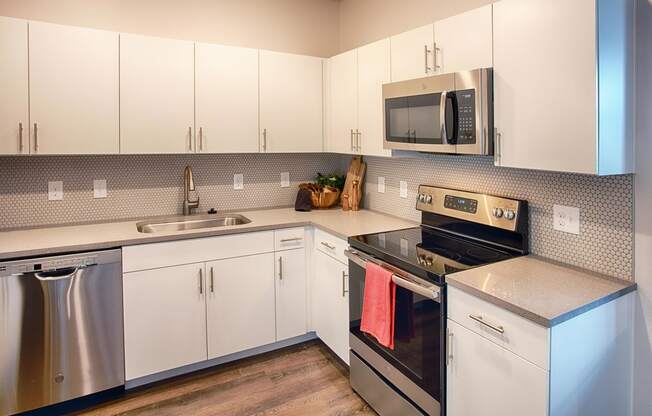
[0,152,634,280]
[361,154,633,280]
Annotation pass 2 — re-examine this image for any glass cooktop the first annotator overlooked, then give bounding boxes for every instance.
[348,226,516,280]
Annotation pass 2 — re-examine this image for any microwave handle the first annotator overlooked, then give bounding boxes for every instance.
[440,91,449,144]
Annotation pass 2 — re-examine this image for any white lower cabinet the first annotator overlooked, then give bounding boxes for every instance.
[123,263,208,381]
[313,248,349,364]
[275,248,308,341]
[446,320,548,416]
[206,253,276,359]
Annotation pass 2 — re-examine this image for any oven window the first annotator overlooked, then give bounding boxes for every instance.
[349,261,442,401]
[385,93,457,146]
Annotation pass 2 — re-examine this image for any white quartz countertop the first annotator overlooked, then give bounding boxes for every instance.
[0,207,418,261]
[447,255,636,327]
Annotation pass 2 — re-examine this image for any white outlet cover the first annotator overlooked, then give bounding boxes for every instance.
[233,174,244,190]
[93,179,107,198]
[48,181,63,201]
[378,176,386,193]
[280,172,290,188]
[400,238,409,257]
[553,204,580,235]
[399,181,408,198]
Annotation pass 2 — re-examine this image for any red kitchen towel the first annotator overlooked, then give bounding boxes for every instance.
[360,261,396,350]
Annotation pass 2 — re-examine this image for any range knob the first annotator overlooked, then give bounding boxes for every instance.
[425,195,432,204]
[504,210,516,220]
[492,207,504,218]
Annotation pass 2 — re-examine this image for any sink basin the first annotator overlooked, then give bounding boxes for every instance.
[136,214,251,233]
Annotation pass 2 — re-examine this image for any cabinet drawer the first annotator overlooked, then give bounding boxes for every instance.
[448,286,550,370]
[314,228,348,264]
[123,231,274,272]
[274,227,306,251]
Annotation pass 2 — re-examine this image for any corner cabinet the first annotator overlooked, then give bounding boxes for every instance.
[0,17,28,155]
[119,33,195,154]
[493,0,635,175]
[446,286,635,416]
[259,50,323,153]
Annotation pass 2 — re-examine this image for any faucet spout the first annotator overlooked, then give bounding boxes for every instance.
[183,166,199,215]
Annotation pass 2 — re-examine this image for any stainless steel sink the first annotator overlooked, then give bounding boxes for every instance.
[136,214,251,233]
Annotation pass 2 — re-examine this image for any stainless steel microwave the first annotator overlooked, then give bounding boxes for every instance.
[383,68,493,155]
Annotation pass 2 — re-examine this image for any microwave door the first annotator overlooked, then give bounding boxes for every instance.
[408,94,456,154]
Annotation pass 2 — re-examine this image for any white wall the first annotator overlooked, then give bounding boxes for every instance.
[0,0,340,57]
[338,0,493,51]
[634,0,652,415]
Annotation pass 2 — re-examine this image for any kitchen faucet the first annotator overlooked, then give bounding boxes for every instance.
[183,166,199,215]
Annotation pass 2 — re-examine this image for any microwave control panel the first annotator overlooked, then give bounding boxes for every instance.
[456,89,476,145]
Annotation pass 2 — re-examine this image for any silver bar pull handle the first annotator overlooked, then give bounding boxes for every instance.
[424,44,432,73]
[278,256,283,280]
[350,129,354,151]
[468,314,505,334]
[262,128,267,151]
[199,268,203,294]
[210,267,214,293]
[440,91,448,144]
[199,127,203,151]
[494,129,502,165]
[447,328,454,364]
[320,241,336,250]
[433,42,441,71]
[18,122,24,153]
[280,237,302,243]
[33,123,38,152]
[188,127,193,151]
[355,129,361,152]
[342,271,348,297]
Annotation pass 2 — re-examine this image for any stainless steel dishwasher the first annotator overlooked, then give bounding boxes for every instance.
[0,249,124,415]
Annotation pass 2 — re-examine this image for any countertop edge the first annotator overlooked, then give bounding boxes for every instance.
[446,277,638,328]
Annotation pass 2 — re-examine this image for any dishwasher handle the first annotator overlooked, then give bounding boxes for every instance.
[34,267,82,281]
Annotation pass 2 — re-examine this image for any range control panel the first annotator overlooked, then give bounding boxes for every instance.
[416,185,525,232]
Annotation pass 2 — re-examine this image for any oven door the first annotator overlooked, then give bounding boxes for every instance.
[345,249,444,416]
[383,73,456,154]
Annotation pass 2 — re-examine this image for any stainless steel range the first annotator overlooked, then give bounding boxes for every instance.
[345,186,528,416]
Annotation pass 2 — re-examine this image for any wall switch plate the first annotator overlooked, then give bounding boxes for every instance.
[48,181,63,201]
[93,179,107,198]
[378,176,386,193]
[553,204,580,235]
[399,181,408,198]
[233,174,244,190]
[280,172,290,188]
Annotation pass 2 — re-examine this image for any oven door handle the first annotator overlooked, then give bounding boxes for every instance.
[344,249,441,301]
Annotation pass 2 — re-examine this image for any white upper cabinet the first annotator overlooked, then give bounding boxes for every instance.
[120,33,195,154]
[195,43,259,153]
[433,5,493,74]
[390,24,435,82]
[0,17,28,155]
[493,0,634,175]
[29,22,119,154]
[357,38,392,157]
[259,50,323,153]
[326,49,358,154]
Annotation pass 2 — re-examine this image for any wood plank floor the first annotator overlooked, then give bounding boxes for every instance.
[73,341,377,416]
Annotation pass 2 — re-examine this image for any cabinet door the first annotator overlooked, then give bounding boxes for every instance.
[327,49,358,154]
[390,24,435,82]
[313,250,349,364]
[206,253,276,359]
[446,320,548,416]
[0,17,28,155]
[123,263,207,380]
[493,0,597,174]
[29,22,119,154]
[357,38,391,157]
[120,33,195,154]
[434,5,493,74]
[259,50,323,152]
[196,43,259,153]
[275,249,307,340]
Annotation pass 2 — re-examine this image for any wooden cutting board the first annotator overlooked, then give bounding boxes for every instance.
[342,156,366,209]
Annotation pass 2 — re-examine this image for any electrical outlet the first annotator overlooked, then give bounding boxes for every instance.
[93,179,107,198]
[233,174,244,190]
[400,238,409,257]
[378,176,386,193]
[280,172,290,188]
[553,205,580,235]
[48,181,63,201]
[399,181,408,198]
